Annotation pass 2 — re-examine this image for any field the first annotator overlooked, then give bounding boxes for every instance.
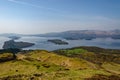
[0,47,120,80]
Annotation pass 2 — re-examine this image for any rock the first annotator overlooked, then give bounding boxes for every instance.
[0,53,14,62]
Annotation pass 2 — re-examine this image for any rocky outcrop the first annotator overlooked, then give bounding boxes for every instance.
[0,53,14,62]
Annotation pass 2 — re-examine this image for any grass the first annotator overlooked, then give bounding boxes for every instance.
[0,53,13,58]
[0,60,110,80]
[26,50,97,69]
[0,49,119,80]
[102,62,120,74]
[55,48,87,56]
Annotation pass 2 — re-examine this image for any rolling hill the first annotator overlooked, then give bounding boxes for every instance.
[0,47,119,80]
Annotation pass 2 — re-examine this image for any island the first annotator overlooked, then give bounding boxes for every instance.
[8,36,21,40]
[3,40,35,49]
[47,39,68,45]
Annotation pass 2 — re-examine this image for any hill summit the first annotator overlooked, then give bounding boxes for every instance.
[0,47,120,80]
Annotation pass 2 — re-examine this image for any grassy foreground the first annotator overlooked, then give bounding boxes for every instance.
[0,47,120,80]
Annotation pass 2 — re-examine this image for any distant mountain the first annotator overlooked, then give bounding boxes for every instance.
[0,29,120,40]
[0,33,22,37]
[33,29,120,40]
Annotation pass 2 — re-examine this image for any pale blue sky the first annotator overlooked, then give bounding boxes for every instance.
[0,0,120,34]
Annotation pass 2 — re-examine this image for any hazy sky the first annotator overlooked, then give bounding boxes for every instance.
[0,0,120,34]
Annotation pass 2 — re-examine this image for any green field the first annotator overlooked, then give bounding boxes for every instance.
[0,47,120,80]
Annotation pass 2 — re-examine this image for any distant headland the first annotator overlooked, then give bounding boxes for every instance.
[3,40,35,49]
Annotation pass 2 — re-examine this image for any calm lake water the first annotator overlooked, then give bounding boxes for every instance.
[0,36,120,51]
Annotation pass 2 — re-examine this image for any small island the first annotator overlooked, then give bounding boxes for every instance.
[47,39,68,45]
[3,40,35,49]
[8,36,21,40]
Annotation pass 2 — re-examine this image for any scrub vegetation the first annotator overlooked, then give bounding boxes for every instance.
[0,47,120,80]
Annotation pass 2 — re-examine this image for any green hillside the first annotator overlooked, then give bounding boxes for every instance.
[0,47,120,80]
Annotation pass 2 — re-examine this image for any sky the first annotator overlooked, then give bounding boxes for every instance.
[0,0,120,34]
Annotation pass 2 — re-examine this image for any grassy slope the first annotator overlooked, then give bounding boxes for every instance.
[54,47,120,78]
[0,50,113,80]
[102,62,120,74]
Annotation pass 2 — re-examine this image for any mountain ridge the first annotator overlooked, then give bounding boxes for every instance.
[32,29,120,40]
[0,29,120,40]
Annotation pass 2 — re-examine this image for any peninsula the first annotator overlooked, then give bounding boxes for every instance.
[3,40,35,49]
